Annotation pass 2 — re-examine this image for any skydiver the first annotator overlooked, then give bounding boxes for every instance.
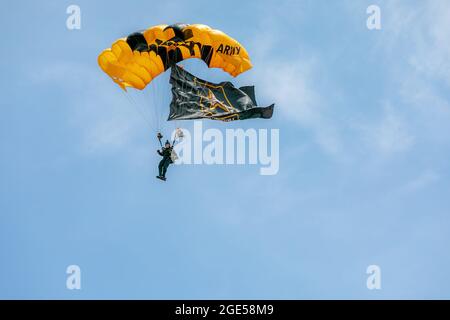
[156,140,173,181]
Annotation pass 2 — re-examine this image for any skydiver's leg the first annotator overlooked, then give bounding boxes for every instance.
[162,159,170,178]
[158,159,165,177]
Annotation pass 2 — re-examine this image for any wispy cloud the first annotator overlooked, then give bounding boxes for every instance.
[358,102,415,157]
[403,2,450,86]
[29,62,148,158]
[247,23,344,158]
[351,0,450,159]
[377,0,450,141]
[401,169,440,193]
[257,60,343,155]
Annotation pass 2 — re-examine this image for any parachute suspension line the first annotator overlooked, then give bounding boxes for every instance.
[145,83,153,129]
[141,88,155,130]
[158,73,168,127]
[154,80,161,131]
[128,91,151,129]
[156,70,164,131]
[162,49,171,134]
[157,64,165,131]
[174,49,184,133]
[145,81,159,132]
[156,86,162,132]
[140,90,156,130]
[121,90,154,131]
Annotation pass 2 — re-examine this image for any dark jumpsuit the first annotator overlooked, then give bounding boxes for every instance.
[157,147,173,178]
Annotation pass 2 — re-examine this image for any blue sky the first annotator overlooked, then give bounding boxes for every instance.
[1,0,450,299]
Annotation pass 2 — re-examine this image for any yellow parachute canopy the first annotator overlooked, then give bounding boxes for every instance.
[98,23,252,90]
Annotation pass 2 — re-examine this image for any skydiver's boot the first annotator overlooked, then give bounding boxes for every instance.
[156,175,165,181]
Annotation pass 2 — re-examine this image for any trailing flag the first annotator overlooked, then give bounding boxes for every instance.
[168,65,274,122]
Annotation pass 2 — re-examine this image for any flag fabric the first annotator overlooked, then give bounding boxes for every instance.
[168,65,274,122]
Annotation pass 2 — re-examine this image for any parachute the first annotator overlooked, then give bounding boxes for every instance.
[97,22,273,148]
[98,23,252,90]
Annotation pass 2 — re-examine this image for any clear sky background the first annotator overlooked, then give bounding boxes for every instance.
[1,0,450,299]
